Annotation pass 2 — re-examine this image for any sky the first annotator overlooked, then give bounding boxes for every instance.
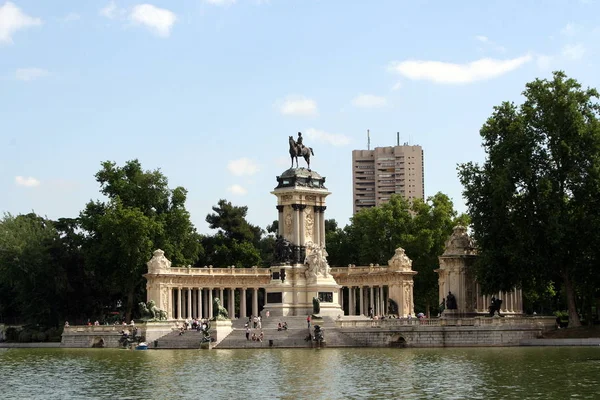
[2,0,600,234]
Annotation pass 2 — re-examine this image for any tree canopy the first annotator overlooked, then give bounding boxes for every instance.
[79,160,201,320]
[458,71,600,327]
[326,193,468,314]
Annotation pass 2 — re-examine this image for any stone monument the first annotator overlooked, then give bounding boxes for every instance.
[265,132,342,317]
[436,225,524,316]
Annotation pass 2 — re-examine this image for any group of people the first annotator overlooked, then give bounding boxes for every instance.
[177,318,209,335]
[245,326,264,342]
[277,322,288,331]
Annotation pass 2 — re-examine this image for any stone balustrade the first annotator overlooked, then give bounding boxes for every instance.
[336,316,556,329]
[152,266,271,276]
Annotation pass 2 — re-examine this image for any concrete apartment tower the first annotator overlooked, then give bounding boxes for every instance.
[352,142,424,214]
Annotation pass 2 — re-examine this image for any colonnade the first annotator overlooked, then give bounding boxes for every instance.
[476,285,523,314]
[342,285,389,316]
[169,287,264,320]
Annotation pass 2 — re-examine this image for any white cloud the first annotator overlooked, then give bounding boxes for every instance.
[63,12,81,22]
[130,4,176,37]
[15,176,40,187]
[227,158,260,176]
[205,0,237,5]
[391,81,402,91]
[560,23,580,37]
[0,2,42,44]
[388,55,532,84]
[352,94,387,108]
[562,43,585,60]
[15,67,48,81]
[100,1,118,19]
[305,128,351,147]
[227,184,247,195]
[475,35,488,43]
[277,96,318,117]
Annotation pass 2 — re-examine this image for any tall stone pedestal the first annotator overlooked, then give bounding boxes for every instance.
[265,167,342,317]
[210,320,232,347]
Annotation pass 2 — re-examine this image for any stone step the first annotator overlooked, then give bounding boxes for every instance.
[215,316,360,349]
[155,330,209,349]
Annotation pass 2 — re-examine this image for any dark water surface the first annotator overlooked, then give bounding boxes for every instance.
[1,347,599,399]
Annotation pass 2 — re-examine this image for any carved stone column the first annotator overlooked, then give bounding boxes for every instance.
[252,288,259,317]
[313,206,321,246]
[319,206,327,247]
[276,205,284,236]
[228,288,235,318]
[208,288,213,319]
[241,288,247,319]
[197,288,203,319]
[297,205,306,248]
[369,286,374,315]
[359,287,364,316]
[187,288,192,319]
[348,286,354,315]
[292,204,302,263]
[177,288,182,320]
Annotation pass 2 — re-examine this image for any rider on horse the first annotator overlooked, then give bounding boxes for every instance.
[297,132,305,155]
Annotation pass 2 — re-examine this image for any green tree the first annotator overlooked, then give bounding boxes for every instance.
[325,194,465,314]
[206,199,263,246]
[0,213,64,325]
[80,160,201,320]
[200,199,265,268]
[458,71,600,327]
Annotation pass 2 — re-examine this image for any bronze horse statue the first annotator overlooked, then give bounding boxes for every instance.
[289,136,314,169]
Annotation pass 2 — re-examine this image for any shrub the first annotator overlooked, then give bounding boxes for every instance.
[18,330,32,343]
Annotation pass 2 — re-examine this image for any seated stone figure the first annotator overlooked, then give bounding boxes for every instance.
[312,296,321,315]
[213,298,229,320]
[488,297,504,317]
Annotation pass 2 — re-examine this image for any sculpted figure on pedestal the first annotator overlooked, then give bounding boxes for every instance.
[139,300,167,321]
[388,247,413,271]
[304,242,330,281]
[443,226,475,255]
[312,296,321,315]
[212,298,229,320]
[446,292,457,310]
[147,249,172,273]
[289,133,315,170]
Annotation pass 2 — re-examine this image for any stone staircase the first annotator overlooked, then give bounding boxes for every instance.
[214,316,360,349]
[154,329,208,349]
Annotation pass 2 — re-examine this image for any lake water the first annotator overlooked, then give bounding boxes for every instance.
[1,347,600,399]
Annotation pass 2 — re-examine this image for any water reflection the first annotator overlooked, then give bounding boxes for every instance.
[2,347,600,399]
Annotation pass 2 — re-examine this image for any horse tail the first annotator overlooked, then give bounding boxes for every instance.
[310,147,314,156]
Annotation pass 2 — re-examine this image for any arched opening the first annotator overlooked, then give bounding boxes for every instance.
[91,337,105,348]
[390,335,407,348]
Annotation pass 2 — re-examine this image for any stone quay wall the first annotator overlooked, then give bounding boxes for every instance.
[61,325,128,348]
[337,317,556,347]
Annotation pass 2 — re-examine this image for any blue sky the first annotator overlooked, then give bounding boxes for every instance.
[2,0,599,234]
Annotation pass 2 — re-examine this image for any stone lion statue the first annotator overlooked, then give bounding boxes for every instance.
[212,297,229,320]
[139,300,167,321]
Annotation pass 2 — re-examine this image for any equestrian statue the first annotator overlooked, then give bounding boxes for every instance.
[289,132,314,170]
